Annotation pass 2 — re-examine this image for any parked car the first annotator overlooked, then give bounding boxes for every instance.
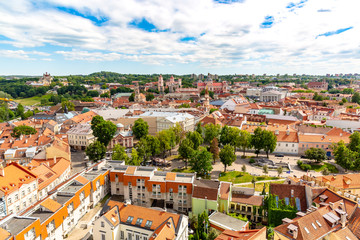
[300,155,307,159]
[275,154,284,157]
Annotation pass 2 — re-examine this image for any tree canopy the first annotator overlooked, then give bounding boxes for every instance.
[305,147,327,163]
[86,141,106,161]
[91,115,117,146]
[190,147,213,177]
[219,144,236,172]
[11,125,37,138]
[133,118,149,139]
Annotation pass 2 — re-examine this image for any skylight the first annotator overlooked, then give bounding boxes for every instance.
[304,227,310,234]
[316,220,322,227]
[311,223,317,230]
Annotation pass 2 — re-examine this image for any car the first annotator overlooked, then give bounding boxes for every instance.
[275,154,284,157]
[300,155,307,159]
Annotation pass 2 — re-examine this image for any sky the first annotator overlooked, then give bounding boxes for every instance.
[0,0,359,76]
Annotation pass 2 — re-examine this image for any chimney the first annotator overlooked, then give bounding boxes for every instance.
[340,211,347,228]
[286,130,290,136]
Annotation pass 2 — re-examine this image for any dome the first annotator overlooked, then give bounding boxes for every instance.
[116,123,124,128]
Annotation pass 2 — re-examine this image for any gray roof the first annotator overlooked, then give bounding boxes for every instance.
[0,217,37,235]
[209,212,248,231]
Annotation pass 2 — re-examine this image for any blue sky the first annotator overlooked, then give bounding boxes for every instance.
[0,0,359,75]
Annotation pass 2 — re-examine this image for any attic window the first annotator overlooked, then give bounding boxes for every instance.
[20,178,25,182]
[145,220,152,228]
[126,216,134,223]
[135,218,143,226]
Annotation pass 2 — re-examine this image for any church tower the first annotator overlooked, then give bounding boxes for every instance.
[158,75,164,94]
[204,87,210,109]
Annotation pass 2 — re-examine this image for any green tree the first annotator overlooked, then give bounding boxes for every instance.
[348,132,360,153]
[145,135,161,157]
[277,166,283,177]
[262,130,277,158]
[209,137,219,163]
[61,101,75,111]
[186,131,203,150]
[86,141,106,162]
[128,148,141,166]
[333,141,358,170]
[133,118,149,139]
[91,116,117,147]
[342,97,348,103]
[219,144,236,172]
[146,93,155,101]
[170,123,185,145]
[305,148,327,163]
[251,127,264,157]
[157,130,172,158]
[263,165,269,175]
[352,92,360,104]
[129,93,135,102]
[15,103,24,117]
[178,138,195,167]
[241,164,246,173]
[112,144,129,161]
[195,122,203,136]
[190,147,213,177]
[100,92,110,98]
[204,123,221,144]
[238,130,252,156]
[11,125,37,138]
[136,137,152,164]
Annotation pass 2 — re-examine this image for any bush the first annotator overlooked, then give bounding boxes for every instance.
[249,158,255,164]
[297,160,303,166]
[301,164,311,171]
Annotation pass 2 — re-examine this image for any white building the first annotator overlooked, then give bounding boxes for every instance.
[140,112,195,132]
[93,200,188,240]
[67,124,95,150]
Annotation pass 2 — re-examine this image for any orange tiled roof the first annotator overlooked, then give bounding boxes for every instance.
[40,198,62,212]
[106,200,181,231]
[30,164,58,190]
[165,172,176,181]
[0,227,11,239]
[0,162,37,195]
[75,175,90,185]
[104,206,120,227]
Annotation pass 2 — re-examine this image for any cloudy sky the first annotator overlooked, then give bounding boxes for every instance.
[0,0,359,75]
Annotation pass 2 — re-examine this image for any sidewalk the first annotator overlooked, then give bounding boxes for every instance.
[67,203,103,240]
[234,178,285,186]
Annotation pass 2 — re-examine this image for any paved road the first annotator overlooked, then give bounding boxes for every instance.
[71,151,87,174]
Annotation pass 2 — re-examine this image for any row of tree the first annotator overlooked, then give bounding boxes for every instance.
[333,132,360,170]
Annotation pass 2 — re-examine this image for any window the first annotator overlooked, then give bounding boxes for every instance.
[101,234,106,240]
[126,216,134,223]
[22,190,25,197]
[304,227,310,234]
[295,198,301,211]
[316,220,322,227]
[33,184,36,190]
[15,194,18,200]
[121,231,124,239]
[285,197,289,205]
[8,198,11,204]
[135,218,143,225]
[101,221,105,227]
[145,220,152,228]
[28,187,31,193]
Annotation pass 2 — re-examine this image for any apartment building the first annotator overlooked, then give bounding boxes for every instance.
[229,187,264,223]
[67,124,95,150]
[0,163,38,217]
[139,112,195,132]
[109,164,195,213]
[93,200,188,240]
[0,161,110,240]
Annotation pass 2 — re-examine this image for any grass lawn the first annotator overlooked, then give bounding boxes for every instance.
[241,180,285,193]
[14,95,51,106]
[309,162,339,173]
[165,155,180,161]
[219,171,280,184]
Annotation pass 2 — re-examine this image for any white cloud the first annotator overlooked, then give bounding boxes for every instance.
[0,0,359,73]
